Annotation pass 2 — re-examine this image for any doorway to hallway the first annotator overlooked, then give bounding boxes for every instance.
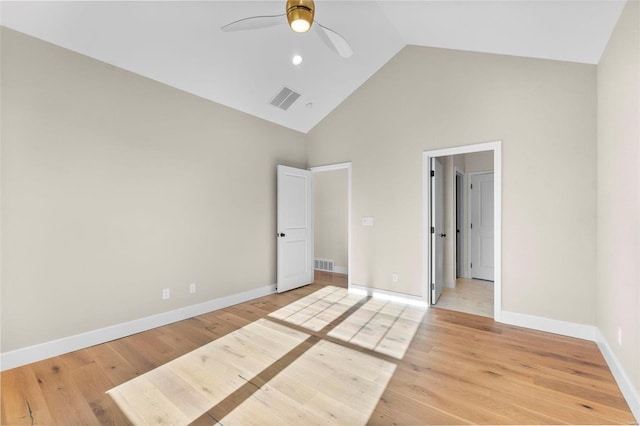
[423,141,501,320]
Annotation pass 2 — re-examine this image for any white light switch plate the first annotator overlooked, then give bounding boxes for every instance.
[362,217,374,226]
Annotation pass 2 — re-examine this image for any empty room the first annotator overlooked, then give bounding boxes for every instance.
[1,1,639,424]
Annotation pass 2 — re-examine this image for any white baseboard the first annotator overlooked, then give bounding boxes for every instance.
[314,266,348,275]
[595,329,640,422]
[0,284,276,372]
[334,265,348,275]
[349,283,428,307]
[445,281,456,289]
[499,310,598,341]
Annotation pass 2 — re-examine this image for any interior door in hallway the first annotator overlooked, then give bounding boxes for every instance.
[277,165,313,293]
[431,157,445,303]
[470,172,494,281]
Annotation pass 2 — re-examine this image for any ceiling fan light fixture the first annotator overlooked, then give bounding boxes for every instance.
[290,17,311,33]
[286,0,314,33]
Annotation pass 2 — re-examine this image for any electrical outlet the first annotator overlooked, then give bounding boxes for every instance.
[617,327,622,346]
[162,288,170,300]
[189,283,196,294]
[391,273,399,283]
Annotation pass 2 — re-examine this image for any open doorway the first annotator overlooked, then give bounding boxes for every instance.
[310,163,351,289]
[423,142,501,320]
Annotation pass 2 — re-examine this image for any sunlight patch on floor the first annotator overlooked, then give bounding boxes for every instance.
[107,319,309,425]
[269,285,364,331]
[219,340,396,425]
[328,298,426,359]
[107,286,423,425]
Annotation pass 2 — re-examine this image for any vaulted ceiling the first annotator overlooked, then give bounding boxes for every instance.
[1,1,626,133]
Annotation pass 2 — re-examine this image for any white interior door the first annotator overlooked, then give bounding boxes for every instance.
[431,158,445,303]
[470,172,494,281]
[456,172,463,278]
[277,165,314,293]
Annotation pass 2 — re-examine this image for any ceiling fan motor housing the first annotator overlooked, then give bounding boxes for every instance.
[286,0,315,32]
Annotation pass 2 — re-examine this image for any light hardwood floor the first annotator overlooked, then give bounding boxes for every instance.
[1,271,636,425]
[434,278,494,318]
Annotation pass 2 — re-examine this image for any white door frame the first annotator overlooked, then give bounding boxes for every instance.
[309,162,352,290]
[423,141,502,321]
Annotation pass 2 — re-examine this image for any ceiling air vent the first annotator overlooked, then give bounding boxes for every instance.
[269,86,301,111]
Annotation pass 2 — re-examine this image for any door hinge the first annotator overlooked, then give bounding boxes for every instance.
[470,183,473,189]
[470,263,473,268]
[431,283,435,290]
[470,223,473,229]
[431,170,435,177]
[431,226,435,234]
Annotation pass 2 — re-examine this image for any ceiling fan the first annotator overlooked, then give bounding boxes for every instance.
[221,0,353,59]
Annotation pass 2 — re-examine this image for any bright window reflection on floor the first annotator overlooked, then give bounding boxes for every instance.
[269,285,364,331]
[107,286,423,425]
[328,298,426,359]
[107,319,309,425]
[220,340,396,425]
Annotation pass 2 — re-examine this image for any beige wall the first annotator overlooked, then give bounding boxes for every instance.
[313,169,348,271]
[465,151,494,173]
[308,45,597,325]
[597,0,640,397]
[0,28,307,352]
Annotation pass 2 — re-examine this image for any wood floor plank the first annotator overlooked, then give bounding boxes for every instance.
[87,343,140,386]
[30,358,99,425]
[106,319,310,424]
[1,366,55,425]
[70,361,131,425]
[1,272,636,425]
[220,340,395,426]
[370,387,468,425]
[397,343,632,424]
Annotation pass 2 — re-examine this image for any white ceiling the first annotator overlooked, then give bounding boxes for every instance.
[1,1,626,133]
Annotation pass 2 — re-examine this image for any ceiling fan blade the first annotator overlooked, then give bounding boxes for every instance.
[221,14,287,32]
[313,21,353,58]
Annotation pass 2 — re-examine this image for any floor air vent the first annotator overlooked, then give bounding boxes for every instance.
[314,259,335,272]
[269,86,301,111]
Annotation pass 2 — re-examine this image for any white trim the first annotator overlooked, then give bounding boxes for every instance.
[500,311,597,341]
[595,330,640,422]
[423,141,502,321]
[0,284,276,371]
[309,162,352,291]
[422,154,431,304]
[312,265,347,274]
[494,144,502,321]
[333,265,348,275]
[349,283,428,308]
[309,162,351,173]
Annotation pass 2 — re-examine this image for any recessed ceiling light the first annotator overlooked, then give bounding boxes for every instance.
[306,102,313,109]
[292,55,303,66]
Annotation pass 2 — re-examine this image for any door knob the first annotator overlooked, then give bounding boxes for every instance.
[440,233,446,238]
[279,233,286,237]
